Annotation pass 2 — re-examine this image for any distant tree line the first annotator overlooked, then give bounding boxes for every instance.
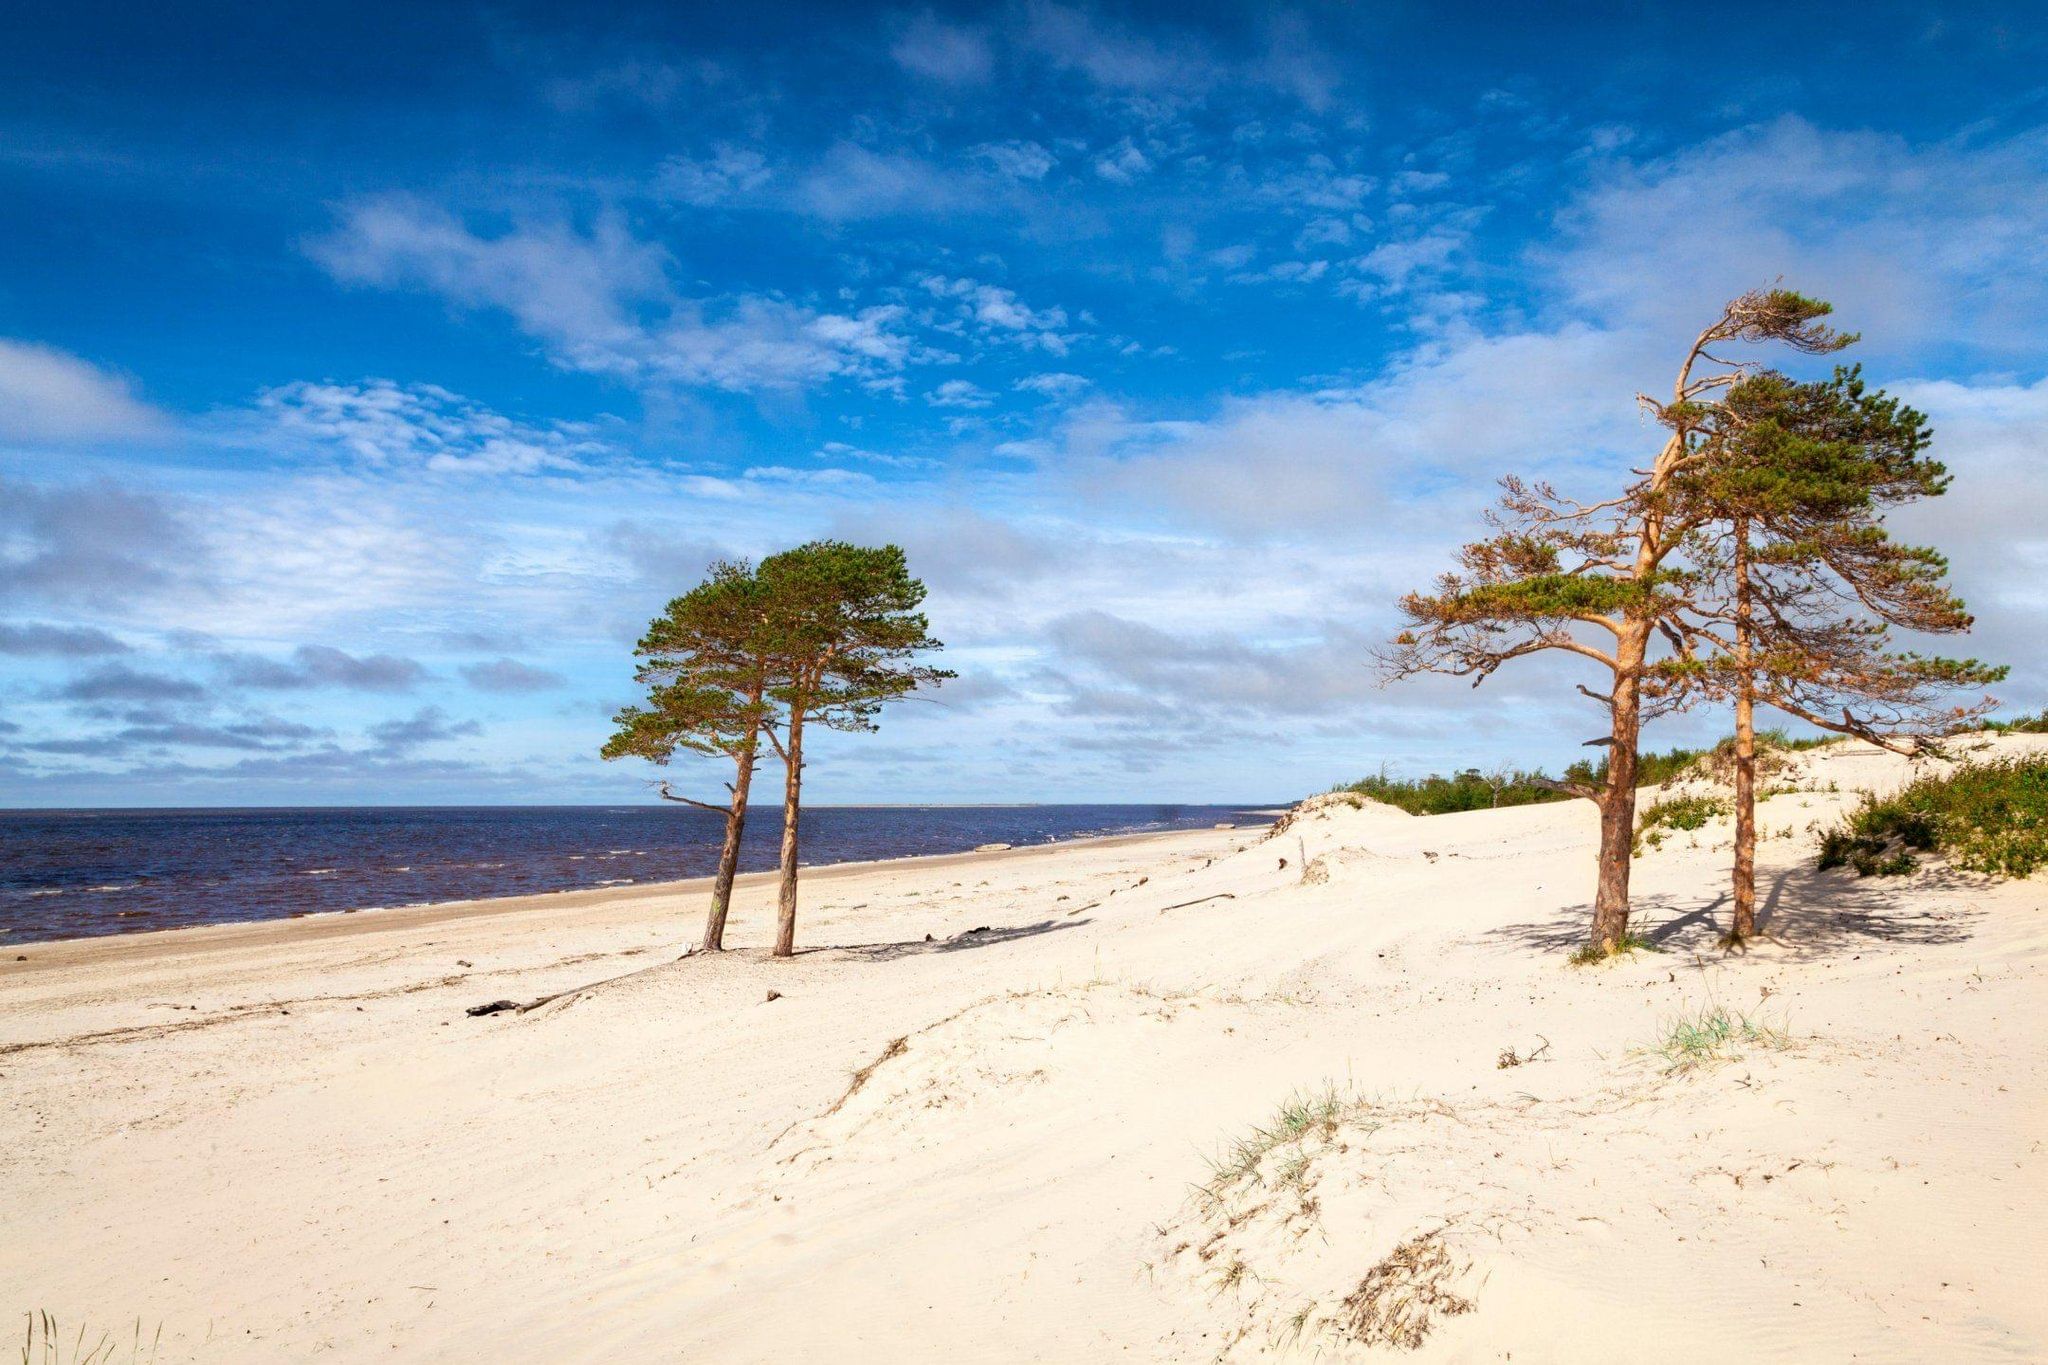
[1336,733,1832,818]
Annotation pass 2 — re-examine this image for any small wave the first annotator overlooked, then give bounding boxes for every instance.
[305,868,338,876]
[23,889,65,898]
[87,883,140,893]
[593,878,634,886]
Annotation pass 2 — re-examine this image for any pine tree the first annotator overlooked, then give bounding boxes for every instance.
[1382,290,1854,957]
[1670,365,2003,944]
[755,541,951,958]
[602,562,776,953]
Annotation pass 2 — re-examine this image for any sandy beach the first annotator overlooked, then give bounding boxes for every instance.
[6,736,2045,1361]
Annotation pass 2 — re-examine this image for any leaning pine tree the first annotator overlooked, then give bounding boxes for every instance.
[1669,363,2002,945]
[1382,290,1855,958]
[602,561,777,953]
[755,541,951,959]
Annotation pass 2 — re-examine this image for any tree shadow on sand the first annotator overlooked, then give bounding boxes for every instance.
[795,916,1091,962]
[1489,862,1984,961]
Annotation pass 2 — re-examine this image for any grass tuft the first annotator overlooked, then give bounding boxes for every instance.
[18,1313,162,1365]
[1649,1004,1790,1073]
[1567,931,1658,966]
[1201,1083,1355,1196]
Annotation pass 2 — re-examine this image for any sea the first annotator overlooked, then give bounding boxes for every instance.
[0,803,1272,945]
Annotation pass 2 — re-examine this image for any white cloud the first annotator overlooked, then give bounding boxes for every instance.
[1545,116,2048,355]
[1390,169,1451,195]
[1064,324,1650,536]
[926,379,994,408]
[1248,158,1374,212]
[654,298,912,389]
[920,274,1075,353]
[1887,373,2048,700]
[795,144,975,220]
[1345,229,1467,296]
[656,144,774,206]
[1093,139,1152,184]
[256,380,608,475]
[969,140,1056,181]
[1022,2,1200,91]
[0,339,165,443]
[1015,372,1091,399]
[890,12,994,83]
[308,198,913,392]
[1228,258,1329,285]
[307,197,667,376]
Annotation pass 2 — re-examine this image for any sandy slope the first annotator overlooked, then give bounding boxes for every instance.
[4,737,2045,1362]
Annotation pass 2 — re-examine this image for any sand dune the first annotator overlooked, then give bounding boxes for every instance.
[5,737,2045,1361]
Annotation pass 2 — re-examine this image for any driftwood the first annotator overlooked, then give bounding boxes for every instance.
[1156,892,1237,915]
[465,954,689,1019]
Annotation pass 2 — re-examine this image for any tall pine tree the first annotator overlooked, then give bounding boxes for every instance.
[1670,364,2002,944]
[1383,290,1854,957]
[755,541,951,958]
[602,562,777,953]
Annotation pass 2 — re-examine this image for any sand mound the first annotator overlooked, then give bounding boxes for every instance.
[769,981,1244,1176]
[1264,790,1413,841]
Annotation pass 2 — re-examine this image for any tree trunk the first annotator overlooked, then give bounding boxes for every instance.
[772,707,806,959]
[1730,516,1758,945]
[701,720,761,954]
[1588,622,1649,955]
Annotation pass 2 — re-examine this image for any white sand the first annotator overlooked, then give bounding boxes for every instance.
[5,736,2045,1361]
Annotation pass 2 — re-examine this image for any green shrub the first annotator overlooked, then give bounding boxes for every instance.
[1633,793,1728,853]
[1976,712,2048,734]
[1816,758,2048,878]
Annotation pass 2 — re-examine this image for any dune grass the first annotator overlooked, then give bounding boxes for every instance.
[1567,931,1659,966]
[18,1313,161,1365]
[1648,1005,1790,1073]
[1201,1083,1357,1197]
[1818,757,2048,879]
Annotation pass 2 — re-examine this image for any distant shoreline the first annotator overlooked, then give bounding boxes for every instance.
[5,818,1272,962]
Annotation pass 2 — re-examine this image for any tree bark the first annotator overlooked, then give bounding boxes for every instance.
[701,713,762,953]
[1729,516,1758,944]
[772,706,806,958]
[1589,621,1649,954]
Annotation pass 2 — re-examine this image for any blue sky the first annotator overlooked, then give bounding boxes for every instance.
[3,1,2045,806]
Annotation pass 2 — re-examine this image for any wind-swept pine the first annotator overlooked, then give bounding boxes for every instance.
[602,562,776,953]
[755,541,951,959]
[1381,290,1855,958]
[1669,363,2002,944]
